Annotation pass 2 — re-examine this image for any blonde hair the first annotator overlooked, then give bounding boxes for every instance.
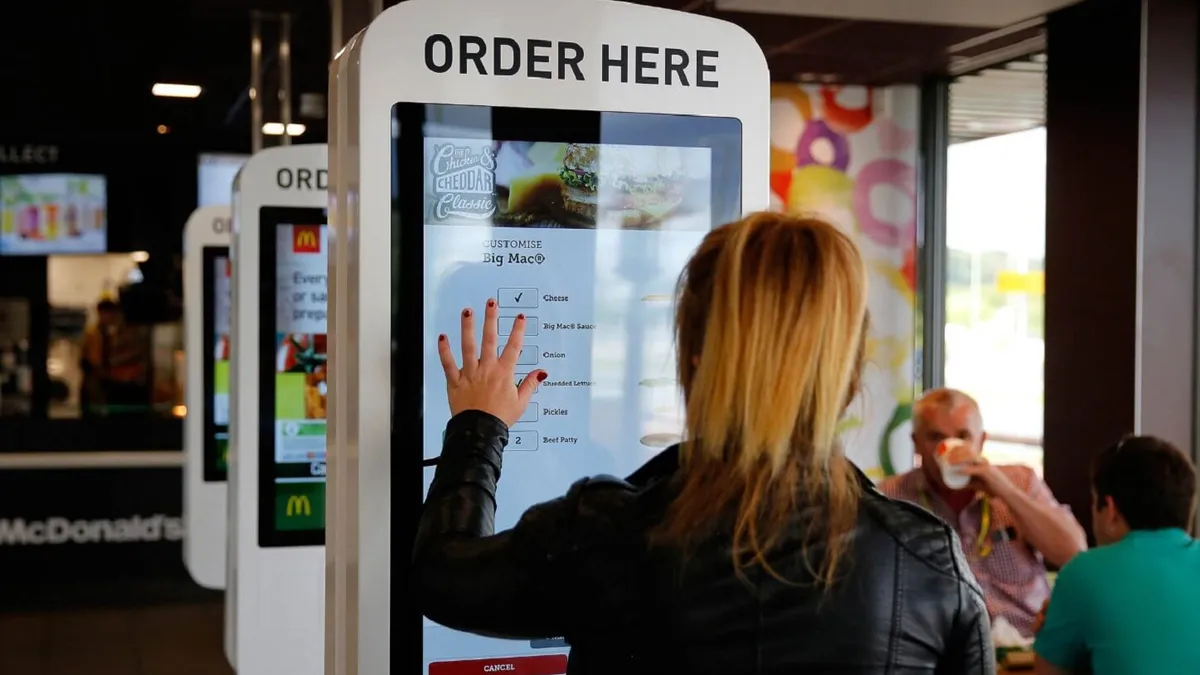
[652,212,869,588]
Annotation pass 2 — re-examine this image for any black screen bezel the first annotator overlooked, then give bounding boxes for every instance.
[391,103,743,664]
[257,206,329,548]
[201,245,230,483]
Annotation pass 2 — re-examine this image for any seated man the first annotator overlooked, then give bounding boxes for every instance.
[1033,435,1200,675]
[879,388,1086,636]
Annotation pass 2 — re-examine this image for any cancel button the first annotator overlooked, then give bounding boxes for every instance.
[429,654,568,675]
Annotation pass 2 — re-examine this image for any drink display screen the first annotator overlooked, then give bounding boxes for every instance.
[258,207,328,548]
[394,104,741,671]
[0,173,107,255]
[203,246,232,482]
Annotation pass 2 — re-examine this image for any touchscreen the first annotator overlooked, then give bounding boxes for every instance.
[203,247,232,482]
[395,104,741,673]
[258,208,328,547]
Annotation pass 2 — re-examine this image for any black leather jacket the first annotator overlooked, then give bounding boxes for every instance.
[415,411,995,674]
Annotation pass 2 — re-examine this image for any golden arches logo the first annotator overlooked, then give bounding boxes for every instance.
[292,226,320,253]
[285,495,312,517]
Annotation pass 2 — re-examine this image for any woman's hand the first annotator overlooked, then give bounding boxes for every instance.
[437,298,546,427]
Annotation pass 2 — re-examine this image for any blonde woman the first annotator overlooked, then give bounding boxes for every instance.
[415,213,993,674]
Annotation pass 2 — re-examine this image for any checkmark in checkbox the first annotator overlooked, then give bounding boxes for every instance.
[497,288,538,309]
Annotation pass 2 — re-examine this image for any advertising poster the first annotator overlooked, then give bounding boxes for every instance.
[272,224,328,532]
[769,84,921,481]
[0,174,107,255]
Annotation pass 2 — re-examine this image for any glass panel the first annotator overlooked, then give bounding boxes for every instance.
[945,60,1046,475]
[44,254,182,420]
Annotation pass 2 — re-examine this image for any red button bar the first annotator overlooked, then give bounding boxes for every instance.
[429,654,568,675]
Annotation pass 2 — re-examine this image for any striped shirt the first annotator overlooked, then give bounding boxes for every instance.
[878,465,1067,636]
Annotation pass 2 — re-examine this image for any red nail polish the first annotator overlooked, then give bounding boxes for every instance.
[517,313,525,320]
[487,299,496,308]
[462,309,471,317]
[536,372,547,382]
[438,334,446,342]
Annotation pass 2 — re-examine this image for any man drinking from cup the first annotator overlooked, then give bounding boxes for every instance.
[878,388,1087,636]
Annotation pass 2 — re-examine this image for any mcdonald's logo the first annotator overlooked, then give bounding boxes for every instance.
[285,494,312,517]
[292,225,321,253]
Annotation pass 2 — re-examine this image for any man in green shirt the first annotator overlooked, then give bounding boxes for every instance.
[1034,435,1199,675]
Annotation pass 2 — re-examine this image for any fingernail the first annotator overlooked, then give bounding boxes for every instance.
[536,372,547,382]
[462,309,471,317]
[487,299,496,308]
[517,313,525,320]
[438,334,446,342]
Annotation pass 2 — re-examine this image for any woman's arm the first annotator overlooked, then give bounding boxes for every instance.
[414,409,636,639]
[938,584,996,675]
[938,528,997,675]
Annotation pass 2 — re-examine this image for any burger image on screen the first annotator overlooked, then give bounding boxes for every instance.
[559,144,600,220]
[560,144,687,227]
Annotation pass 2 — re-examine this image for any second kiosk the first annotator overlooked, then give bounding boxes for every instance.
[182,204,234,590]
[227,144,330,675]
[328,0,769,672]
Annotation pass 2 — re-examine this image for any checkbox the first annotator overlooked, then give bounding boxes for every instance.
[515,402,538,424]
[498,344,538,365]
[499,317,537,336]
[515,372,539,391]
[498,288,538,309]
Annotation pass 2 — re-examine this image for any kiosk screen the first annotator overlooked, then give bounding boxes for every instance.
[395,104,741,669]
[202,246,231,482]
[258,207,328,548]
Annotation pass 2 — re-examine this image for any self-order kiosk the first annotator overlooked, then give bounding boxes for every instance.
[183,204,233,590]
[327,0,769,672]
[227,144,329,675]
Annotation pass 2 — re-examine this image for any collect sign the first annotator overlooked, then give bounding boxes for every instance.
[0,144,59,165]
[423,34,719,87]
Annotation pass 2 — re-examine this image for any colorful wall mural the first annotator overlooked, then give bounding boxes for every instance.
[770,84,921,481]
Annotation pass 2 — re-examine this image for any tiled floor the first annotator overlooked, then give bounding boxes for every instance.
[0,582,232,675]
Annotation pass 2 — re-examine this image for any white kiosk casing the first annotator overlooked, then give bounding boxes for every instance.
[183,204,234,590]
[328,1,769,672]
[227,143,329,675]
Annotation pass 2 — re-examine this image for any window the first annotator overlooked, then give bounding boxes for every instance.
[944,55,1046,475]
[0,253,184,422]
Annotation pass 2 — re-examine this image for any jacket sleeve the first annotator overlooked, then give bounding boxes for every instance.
[937,531,997,675]
[413,410,635,640]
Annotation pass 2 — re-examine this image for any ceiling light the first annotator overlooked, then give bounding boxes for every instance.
[152,83,203,98]
[262,122,307,137]
[156,124,170,135]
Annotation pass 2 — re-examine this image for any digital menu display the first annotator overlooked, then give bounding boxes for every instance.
[203,247,232,482]
[0,174,107,255]
[258,207,328,548]
[397,104,741,671]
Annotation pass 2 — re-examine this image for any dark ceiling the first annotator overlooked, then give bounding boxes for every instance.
[2,0,1040,152]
